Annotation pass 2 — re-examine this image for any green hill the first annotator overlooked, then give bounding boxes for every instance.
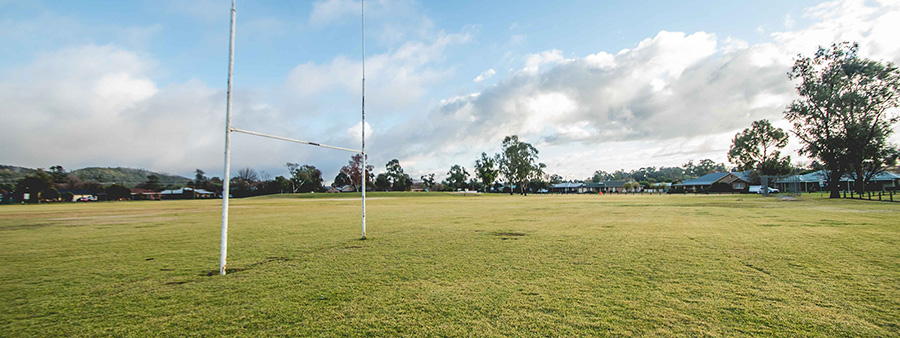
[70,167,191,188]
[0,165,191,188]
[0,165,36,185]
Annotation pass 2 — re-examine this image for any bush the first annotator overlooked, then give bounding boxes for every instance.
[43,188,60,201]
[61,192,75,202]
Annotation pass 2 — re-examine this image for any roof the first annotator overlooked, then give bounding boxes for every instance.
[161,187,215,195]
[675,172,729,186]
[551,182,583,189]
[778,170,900,183]
[674,172,749,187]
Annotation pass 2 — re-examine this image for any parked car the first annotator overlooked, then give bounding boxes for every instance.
[77,196,97,202]
[749,185,779,194]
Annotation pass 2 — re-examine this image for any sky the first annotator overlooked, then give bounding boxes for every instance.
[1,0,899,182]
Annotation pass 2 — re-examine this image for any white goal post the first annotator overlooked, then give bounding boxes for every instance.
[219,0,368,276]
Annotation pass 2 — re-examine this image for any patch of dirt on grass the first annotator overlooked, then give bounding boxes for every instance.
[493,232,526,237]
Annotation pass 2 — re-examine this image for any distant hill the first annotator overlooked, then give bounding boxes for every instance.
[0,165,191,188]
[0,165,36,185]
[71,167,191,188]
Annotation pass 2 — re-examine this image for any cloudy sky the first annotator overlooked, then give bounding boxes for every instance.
[1,0,898,182]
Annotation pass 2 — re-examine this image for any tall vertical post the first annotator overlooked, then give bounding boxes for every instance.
[220,0,236,275]
[360,0,367,240]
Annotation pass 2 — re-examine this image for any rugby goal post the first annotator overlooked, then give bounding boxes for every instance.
[219,0,368,275]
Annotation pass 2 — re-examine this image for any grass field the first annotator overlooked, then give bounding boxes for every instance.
[1,193,898,337]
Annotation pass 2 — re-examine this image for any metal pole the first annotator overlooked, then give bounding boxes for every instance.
[360,0,367,240]
[220,0,236,276]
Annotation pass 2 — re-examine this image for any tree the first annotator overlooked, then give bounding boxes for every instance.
[728,119,792,176]
[106,184,131,200]
[528,162,547,193]
[138,175,163,191]
[498,135,540,195]
[16,169,53,203]
[385,159,412,191]
[290,165,324,193]
[333,172,352,189]
[443,165,469,191]
[43,188,60,201]
[375,173,392,191]
[273,176,292,193]
[784,42,900,197]
[550,174,564,184]
[236,168,259,182]
[473,152,500,193]
[340,154,374,192]
[49,165,67,184]
[193,169,208,188]
[61,191,74,202]
[420,174,436,192]
[683,159,727,177]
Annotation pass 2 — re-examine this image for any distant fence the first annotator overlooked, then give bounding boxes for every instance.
[839,190,898,203]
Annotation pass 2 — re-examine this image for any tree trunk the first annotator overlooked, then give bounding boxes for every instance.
[827,165,841,199]
[853,169,866,196]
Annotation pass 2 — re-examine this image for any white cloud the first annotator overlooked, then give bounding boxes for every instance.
[523,49,567,73]
[347,121,374,143]
[367,0,900,178]
[473,68,496,82]
[285,30,470,113]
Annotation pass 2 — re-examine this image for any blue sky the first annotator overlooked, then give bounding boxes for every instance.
[1,0,898,182]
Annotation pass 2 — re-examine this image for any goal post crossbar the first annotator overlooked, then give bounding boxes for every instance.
[230,127,361,154]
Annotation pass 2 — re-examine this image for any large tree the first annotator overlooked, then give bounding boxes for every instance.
[375,173,392,191]
[420,174,436,192]
[290,165,324,193]
[443,165,469,191]
[385,159,412,191]
[48,165,67,184]
[340,154,374,192]
[499,135,540,195]
[16,169,53,203]
[728,119,792,176]
[473,152,500,193]
[332,172,352,189]
[785,42,900,197]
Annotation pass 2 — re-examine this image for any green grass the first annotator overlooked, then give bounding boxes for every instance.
[1,193,898,337]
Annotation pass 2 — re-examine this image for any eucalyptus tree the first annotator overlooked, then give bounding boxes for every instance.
[785,42,900,197]
[728,119,792,176]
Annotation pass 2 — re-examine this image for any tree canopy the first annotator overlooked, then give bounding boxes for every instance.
[728,119,792,176]
[499,135,541,195]
[473,152,500,193]
[784,42,900,197]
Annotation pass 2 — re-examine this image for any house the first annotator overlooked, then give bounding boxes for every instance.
[160,187,216,199]
[58,189,96,202]
[326,185,356,193]
[549,182,584,194]
[599,181,627,193]
[776,170,900,192]
[549,181,630,194]
[129,188,161,201]
[410,181,426,192]
[673,172,751,192]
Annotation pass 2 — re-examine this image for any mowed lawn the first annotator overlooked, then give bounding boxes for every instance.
[1,193,898,337]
